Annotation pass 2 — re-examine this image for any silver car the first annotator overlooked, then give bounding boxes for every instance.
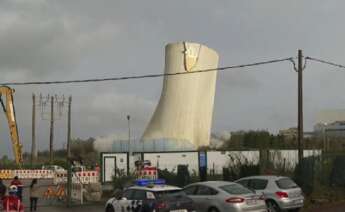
[183,181,267,212]
[236,176,304,212]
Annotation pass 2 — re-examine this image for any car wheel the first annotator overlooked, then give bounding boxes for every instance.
[208,207,219,212]
[105,205,115,212]
[266,200,281,212]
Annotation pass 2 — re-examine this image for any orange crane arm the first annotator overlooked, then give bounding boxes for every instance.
[0,86,23,166]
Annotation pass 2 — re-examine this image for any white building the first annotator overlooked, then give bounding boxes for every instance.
[314,121,345,137]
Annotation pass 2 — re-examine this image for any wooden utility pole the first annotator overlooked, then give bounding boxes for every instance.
[49,96,54,164]
[127,115,131,156]
[127,115,131,174]
[297,50,304,164]
[67,96,72,207]
[31,94,37,164]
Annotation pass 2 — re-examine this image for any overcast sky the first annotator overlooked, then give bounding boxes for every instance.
[1,0,345,157]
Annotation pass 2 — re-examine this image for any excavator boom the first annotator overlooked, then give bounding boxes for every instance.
[0,86,23,166]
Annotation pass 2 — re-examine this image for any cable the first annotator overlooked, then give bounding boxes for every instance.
[306,56,345,69]
[0,57,293,86]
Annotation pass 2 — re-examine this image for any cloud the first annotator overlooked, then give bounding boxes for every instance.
[0,13,77,76]
[0,0,123,79]
[217,71,261,90]
[93,133,128,152]
[89,92,155,121]
[2,0,345,157]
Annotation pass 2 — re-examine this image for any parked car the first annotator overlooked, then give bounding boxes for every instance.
[41,165,66,174]
[235,176,304,212]
[183,181,267,212]
[72,165,86,172]
[105,179,195,212]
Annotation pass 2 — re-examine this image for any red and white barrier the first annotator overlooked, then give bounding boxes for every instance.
[53,171,99,185]
[0,170,14,179]
[0,169,99,184]
[0,169,54,179]
[137,166,158,180]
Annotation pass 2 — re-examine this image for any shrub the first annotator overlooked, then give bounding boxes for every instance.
[330,155,345,187]
[158,168,177,185]
[294,156,318,195]
[112,173,135,190]
[158,166,192,187]
[239,164,260,178]
[176,165,191,187]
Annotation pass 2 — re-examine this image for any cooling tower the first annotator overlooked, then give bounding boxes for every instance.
[142,42,219,148]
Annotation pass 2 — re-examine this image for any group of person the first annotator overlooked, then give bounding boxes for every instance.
[0,177,40,212]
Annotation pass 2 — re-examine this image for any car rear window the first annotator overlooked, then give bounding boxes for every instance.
[154,189,185,198]
[219,184,253,195]
[276,178,298,189]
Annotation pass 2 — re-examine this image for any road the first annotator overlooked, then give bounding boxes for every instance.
[3,179,56,206]
[29,203,345,212]
[2,179,106,211]
[305,202,345,212]
[26,205,104,212]
[3,179,345,212]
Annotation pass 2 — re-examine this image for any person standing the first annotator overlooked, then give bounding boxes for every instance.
[0,178,6,199]
[2,185,24,212]
[30,179,39,212]
[10,176,23,200]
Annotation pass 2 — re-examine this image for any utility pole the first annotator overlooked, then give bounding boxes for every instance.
[127,115,131,156]
[49,96,54,164]
[31,94,37,164]
[297,50,304,164]
[127,115,131,174]
[67,96,72,207]
[323,125,327,152]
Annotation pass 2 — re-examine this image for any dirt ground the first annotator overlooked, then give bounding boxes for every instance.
[304,202,345,212]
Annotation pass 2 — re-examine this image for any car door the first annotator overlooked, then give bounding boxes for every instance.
[115,189,135,211]
[132,189,147,210]
[183,185,200,210]
[193,185,219,212]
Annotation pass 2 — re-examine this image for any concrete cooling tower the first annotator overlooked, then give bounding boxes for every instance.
[142,42,219,149]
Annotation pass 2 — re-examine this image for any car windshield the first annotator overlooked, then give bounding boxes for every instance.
[154,189,185,198]
[276,178,298,189]
[219,184,253,195]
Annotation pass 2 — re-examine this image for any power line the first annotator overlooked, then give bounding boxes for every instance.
[0,57,294,86]
[306,56,345,69]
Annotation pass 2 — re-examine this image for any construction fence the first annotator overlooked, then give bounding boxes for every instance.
[0,170,101,210]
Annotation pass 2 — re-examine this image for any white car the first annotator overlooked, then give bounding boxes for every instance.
[236,176,304,212]
[105,179,195,212]
[72,165,86,172]
[183,181,267,212]
[42,165,66,174]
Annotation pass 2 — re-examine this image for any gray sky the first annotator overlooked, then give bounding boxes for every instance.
[1,0,345,157]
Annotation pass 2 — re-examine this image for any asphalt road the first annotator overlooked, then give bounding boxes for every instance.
[26,205,105,212]
[30,203,345,212]
[3,179,345,212]
[2,179,106,211]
